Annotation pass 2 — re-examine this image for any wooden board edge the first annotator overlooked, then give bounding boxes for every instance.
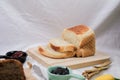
[27,50,49,67]
[27,47,111,69]
[68,59,111,69]
[32,58,111,70]
[51,58,110,69]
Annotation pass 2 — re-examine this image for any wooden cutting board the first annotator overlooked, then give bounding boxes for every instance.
[27,47,110,69]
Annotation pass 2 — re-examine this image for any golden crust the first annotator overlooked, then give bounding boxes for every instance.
[38,24,95,58]
[80,33,95,48]
[49,43,75,52]
[38,46,75,59]
[49,43,60,51]
[65,25,96,57]
[68,25,89,35]
[76,36,95,57]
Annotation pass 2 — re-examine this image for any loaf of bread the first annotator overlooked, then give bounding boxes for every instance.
[38,24,95,58]
[62,25,95,57]
[38,46,75,59]
[0,59,26,80]
[49,38,75,52]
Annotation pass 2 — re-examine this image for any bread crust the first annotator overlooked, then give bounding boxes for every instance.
[0,59,26,80]
[49,43,75,52]
[79,32,95,48]
[62,24,96,57]
[48,38,75,52]
[68,25,89,34]
[38,24,95,58]
[76,37,95,57]
[38,46,75,59]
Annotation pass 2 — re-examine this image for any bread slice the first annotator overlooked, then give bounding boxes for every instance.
[0,59,26,80]
[49,38,75,52]
[62,24,95,57]
[38,46,75,59]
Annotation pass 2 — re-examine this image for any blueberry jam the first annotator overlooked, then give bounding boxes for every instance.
[51,67,69,75]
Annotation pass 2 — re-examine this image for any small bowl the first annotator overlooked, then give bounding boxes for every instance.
[47,66,85,80]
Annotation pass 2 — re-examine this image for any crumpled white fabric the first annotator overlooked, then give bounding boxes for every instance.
[0,0,120,79]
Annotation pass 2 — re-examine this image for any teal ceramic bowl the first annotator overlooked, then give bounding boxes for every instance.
[47,66,85,80]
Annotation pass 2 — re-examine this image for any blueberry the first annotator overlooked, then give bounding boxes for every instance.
[51,67,69,75]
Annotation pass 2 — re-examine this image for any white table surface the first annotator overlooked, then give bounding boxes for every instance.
[0,0,120,80]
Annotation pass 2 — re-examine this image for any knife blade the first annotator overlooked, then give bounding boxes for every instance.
[33,65,47,80]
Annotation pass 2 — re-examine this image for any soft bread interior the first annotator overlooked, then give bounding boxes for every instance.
[38,46,75,59]
[49,38,75,52]
[62,25,95,57]
[62,26,94,48]
[38,24,95,58]
[49,38,73,46]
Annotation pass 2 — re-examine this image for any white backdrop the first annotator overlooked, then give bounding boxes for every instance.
[0,0,120,79]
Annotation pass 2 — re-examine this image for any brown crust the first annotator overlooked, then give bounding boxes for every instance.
[68,25,89,34]
[38,24,95,58]
[39,47,44,52]
[49,43,60,51]
[80,33,95,48]
[38,46,75,59]
[49,43,75,52]
[0,59,26,80]
[76,36,95,57]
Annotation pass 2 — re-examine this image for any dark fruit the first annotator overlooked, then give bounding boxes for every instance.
[51,67,69,75]
[6,51,27,63]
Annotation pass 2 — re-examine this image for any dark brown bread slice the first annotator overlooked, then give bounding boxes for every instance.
[0,59,26,80]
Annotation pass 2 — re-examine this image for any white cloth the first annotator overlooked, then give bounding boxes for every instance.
[0,0,120,79]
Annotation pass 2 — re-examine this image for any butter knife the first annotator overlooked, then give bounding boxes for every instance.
[33,65,47,80]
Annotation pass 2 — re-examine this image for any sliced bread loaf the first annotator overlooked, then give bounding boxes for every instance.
[38,46,75,59]
[62,25,95,57]
[49,38,75,52]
